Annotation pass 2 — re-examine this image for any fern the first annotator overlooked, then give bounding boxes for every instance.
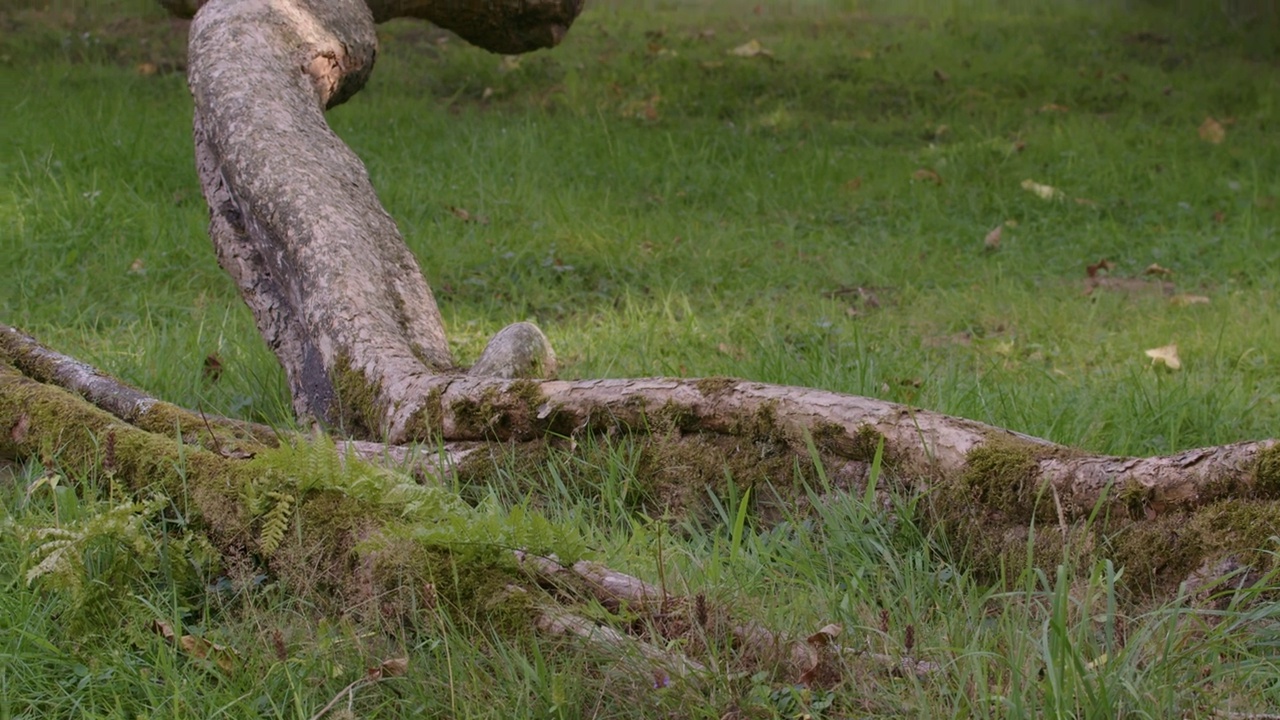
[258,491,294,557]
[246,437,588,564]
[23,497,164,594]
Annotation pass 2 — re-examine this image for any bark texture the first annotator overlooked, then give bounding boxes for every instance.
[187,0,571,436]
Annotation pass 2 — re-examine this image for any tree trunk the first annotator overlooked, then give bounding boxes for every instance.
[94,0,1266,604]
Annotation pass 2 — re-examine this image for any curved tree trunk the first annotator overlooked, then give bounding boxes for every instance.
[47,0,1246,606]
[187,0,568,435]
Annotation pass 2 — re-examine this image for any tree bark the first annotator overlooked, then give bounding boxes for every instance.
[118,0,1276,605]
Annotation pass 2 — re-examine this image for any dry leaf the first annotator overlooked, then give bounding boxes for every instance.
[203,353,223,383]
[1145,344,1181,370]
[1144,263,1173,277]
[152,619,177,643]
[1198,117,1225,144]
[128,258,146,275]
[1039,103,1070,113]
[983,225,1002,250]
[806,623,842,646]
[136,62,157,76]
[717,342,745,360]
[844,177,863,192]
[380,657,410,677]
[729,39,773,58]
[1086,259,1114,278]
[499,55,522,72]
[933,68,950,83]
[1021,179,1062,200]
[1170,294,1210,306]
[912,168,942,185]
[10,413,30,444]
[179,634,238,673]
[852,48,875,60]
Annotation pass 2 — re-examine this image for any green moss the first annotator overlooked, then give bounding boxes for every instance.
[331,354,384,439]
[959,439,1052,522]
[1252,444,1280,499]
[401,387,445,442]
[649,400,697,434]
[694,376,739,397]
[810,422,886,463]
[1117,479,1153,520]
[449,380,562,440]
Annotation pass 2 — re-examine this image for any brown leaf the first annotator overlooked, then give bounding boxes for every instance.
[983,225,1002,250]
[1145,343,1181,371]
[1170,294,1210,306]
[1085,259,1114,278]
[152,619,177,643]
[717,342,745,360]
[136,62,158,76]
[912,168,942,185]
[203,353,223,383]
[1212,209,1226,223]
[10,413,29,444]
[1085,276,1174,297]
[933,68,950,83]
[728,39,773,58]
[380,657,410,677]
[1021,179,1062,200]
[179,635,238,673]
[128,258,146,275]
[1039,103,1069,113]
[1198,117,1225,145]
[806,623,842,646]
[1144,263,1173,277]
[844,177,863,192]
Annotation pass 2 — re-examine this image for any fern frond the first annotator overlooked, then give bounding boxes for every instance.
[258,491,294,558]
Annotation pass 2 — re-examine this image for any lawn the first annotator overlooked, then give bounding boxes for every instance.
[2,0,1280,717]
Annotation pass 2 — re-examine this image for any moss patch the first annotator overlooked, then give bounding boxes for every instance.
[331,354,385,439]
[1252,444,1280,499]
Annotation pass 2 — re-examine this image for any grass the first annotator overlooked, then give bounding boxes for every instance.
[3,0,1280,717]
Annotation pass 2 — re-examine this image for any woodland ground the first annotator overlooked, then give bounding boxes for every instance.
[2,0,1280,717]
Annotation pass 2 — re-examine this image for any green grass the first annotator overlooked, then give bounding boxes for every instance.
[3,0,1280,717]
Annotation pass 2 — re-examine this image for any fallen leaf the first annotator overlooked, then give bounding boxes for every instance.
[1086,259,1114,278]
[699,60,724,70]
[203,353,223,383]
[10,413,29,444]
[1021,179,1062,200]
[844,177,863,192]
[1073,197,1099,207]
[1198,117,1225,144]
[136,62,157,76]
[1144,263,1173,277]
[1145,344,1181,370]
[499,55,522,72]
[728,39,773,58]
[852,48,875,60]
[983,225,1002,250]
[717,342,745,360]
[1170,294,1210,306]
[448,206,489,224]
[179,634,239,673]
[152,619,176,643]
[380,657,409,677]
[933,68,950,83]
[1212,209,1226,223]
[1085,276,1174,297]
[912,168,942,185]
[128,258,146,275]
[1039,103,1069,113]
[806,624,842,646]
